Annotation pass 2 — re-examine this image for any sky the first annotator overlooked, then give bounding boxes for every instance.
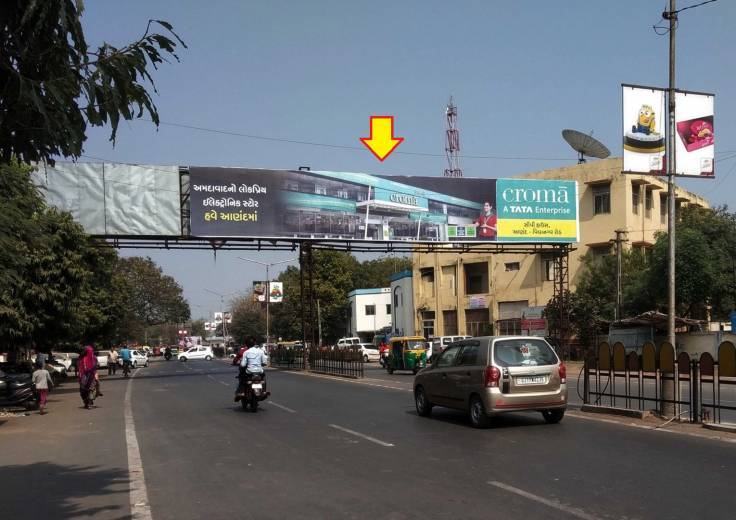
[77,0,736,320]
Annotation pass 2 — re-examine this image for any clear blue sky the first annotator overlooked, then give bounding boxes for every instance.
[78,1,735,320]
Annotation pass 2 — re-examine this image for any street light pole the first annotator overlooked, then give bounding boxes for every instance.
[238,257,298,345]
[204,288,239,354]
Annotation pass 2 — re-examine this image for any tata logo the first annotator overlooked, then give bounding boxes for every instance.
[390,193,419,206]
[501,186,570,205]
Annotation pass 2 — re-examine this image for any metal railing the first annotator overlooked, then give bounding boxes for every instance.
[583,340,736,424]
[269,345,364,379]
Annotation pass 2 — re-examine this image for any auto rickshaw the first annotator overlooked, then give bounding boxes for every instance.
[385,336,427,375]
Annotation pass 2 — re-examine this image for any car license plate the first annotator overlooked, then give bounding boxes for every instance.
[251,383,263,389]
[516,376,546,385]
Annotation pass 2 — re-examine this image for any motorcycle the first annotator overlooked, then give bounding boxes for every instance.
[241,373,270,413]
[164,352,172,361]
[122,360,132,378]
[0,373,39,411]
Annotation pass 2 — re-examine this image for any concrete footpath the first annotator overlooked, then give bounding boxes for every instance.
[0,372,131,519]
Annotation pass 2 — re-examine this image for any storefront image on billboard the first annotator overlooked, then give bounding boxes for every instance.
[269,282,284,303]
[189,167,579,244]
[675,90,714,177]
[253,281,267,303]
[622,84,666,174]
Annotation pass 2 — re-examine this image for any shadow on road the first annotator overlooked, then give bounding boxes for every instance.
[0,462,130,519]
[408,408,550,430]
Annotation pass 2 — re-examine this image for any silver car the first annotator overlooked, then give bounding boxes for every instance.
[413,336,567,428]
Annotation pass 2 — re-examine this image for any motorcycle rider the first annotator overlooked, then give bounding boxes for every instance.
[120,344,133,372]
[234,337,268,402]
[164,346,172,361]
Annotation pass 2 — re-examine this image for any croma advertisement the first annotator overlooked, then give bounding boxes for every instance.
[188,167,579,244]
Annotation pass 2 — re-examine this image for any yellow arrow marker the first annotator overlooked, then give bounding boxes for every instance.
[360,116,404,161]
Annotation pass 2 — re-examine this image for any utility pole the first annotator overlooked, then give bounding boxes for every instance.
[663,0,678,418]
[612,229,628,321]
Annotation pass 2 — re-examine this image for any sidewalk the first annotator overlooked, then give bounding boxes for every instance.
[0,372,132,519]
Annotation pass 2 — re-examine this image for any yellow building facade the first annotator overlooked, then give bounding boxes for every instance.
[411,158,709,338]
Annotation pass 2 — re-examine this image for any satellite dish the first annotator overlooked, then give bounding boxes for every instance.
[562,129,611,164]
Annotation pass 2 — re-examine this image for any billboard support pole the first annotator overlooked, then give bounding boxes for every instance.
[300,243,307,369]
[664,0,678,418]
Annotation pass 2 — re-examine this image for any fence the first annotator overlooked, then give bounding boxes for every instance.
[583,340,736,424]
[269,345,364,379]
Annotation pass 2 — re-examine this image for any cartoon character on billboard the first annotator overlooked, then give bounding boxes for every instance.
[632,105,657,135]
[624,104,665,154]
[471,201,497,240]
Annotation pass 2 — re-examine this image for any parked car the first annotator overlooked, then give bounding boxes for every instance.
[52,352,80,372]
[178,346,214,362]
[413,336,567,428]
[0,368,38,410]
[336,337,361,348]
[95,351,110,370]
[428,335,472,362]
[46,359,68,384]
[356,343,380,363]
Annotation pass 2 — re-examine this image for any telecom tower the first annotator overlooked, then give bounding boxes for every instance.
[444,97,462,177]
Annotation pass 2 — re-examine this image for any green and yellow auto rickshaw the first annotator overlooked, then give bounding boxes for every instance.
[386,336,427,375]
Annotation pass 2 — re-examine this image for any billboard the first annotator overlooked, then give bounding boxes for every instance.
[189,167,579,244]
[674,90,714,177]
[622,85,666,174]
[253,281,283,303]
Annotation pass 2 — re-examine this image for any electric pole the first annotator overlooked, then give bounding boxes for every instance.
[612,229,628,321]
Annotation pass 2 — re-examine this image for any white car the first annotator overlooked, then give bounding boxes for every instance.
[336,337,361,348]
[131,350,149,368]
[95,350,110,369]
[357,343,380,363]
[52,352,79,371]
[178,346,214,362]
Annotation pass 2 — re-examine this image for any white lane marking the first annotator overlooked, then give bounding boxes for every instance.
[218,380,231,387]
[269,401,297,413]
[125,371,153,520]
[328,424,394,447]
[488,481,602,520]
[207,375,216,381]
[281,370,411,392]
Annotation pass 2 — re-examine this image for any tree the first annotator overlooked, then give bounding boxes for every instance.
[115,257,190,340]
[229,295,266,345]
[353,257,412,289]
[0,1,186,164]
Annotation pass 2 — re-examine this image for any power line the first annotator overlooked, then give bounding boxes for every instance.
[136,118,571,162]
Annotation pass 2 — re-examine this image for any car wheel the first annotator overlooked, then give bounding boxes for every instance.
[363,355,369,363]
[205,355,212,361]
[414,386,432,417]
[387,367,394,374]
[25,399,39,411]
[469,395,491,429]
[542,409,565,424]
[180,357,187,362]
[132,361,137,368]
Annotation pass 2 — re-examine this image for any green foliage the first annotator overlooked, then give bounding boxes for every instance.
[0,1,185,164]
[229,295,266,345]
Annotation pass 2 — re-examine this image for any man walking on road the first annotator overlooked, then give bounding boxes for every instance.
[107,348,119,375]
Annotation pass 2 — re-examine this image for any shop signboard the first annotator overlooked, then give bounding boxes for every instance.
[189,167,579,244]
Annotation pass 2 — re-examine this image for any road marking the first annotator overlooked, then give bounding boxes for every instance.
[207,375,216,381]
[281,370,411,392]
[125,371,153,520]
[218,380,231,387]
[269,401,296,413]
[328,424,394,447]
[488,481,602,520]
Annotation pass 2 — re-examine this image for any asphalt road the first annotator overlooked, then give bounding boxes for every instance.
[125,359,736,520]
[2,360,735,519]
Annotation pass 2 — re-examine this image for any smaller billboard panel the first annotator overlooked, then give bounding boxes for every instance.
[253,281,267,303]
[675,91,714,177]
[269,282,284,303]
[622,85,666,174]
[214,312,223,323]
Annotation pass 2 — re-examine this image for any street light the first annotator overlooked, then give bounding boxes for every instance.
[204,288,240,352]
[237,257,298,345]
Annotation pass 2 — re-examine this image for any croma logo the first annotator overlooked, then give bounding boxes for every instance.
[390,194,419,206]
[501,186,570,205]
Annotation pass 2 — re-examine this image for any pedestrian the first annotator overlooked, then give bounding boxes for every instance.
[32,361,54,415]
[108,347,119,375]
[77,345,98,409]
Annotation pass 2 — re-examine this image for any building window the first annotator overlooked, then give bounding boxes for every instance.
[420,267,435,297]
[593,184,611,215]
[660,194,668,224]
[542,254,556,281]
[386,304,391,315]
[505,262,520,272]
[421,311,435,339]
[645,189,654,215]
[589,244,612,256]
[632,185,640,214]
[443,310,458,335]
[464,262,489,295]
[496,319,521,335]
[465,309,491,337]
[365,305,375,316]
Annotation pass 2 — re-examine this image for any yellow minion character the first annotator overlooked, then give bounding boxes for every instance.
[632,105,657,135]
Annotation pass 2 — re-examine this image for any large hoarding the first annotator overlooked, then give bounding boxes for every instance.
[622,85,666,175]
[189,167,579,244]
[674,90,714,177]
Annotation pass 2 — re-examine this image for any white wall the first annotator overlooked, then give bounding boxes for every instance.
[349,290,392,336]
[390,277,414,337]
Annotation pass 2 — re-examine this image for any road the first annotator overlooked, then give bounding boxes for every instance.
[3,359,736,519]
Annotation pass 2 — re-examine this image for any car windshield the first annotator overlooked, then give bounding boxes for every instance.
[494,339,558,367]
[407,340,425,350]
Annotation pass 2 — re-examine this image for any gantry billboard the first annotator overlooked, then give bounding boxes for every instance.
[189,167,579,244]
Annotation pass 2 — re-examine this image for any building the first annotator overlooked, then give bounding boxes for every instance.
[389,270,414,337]
[412,158,709,338]
[347,288,392,340]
